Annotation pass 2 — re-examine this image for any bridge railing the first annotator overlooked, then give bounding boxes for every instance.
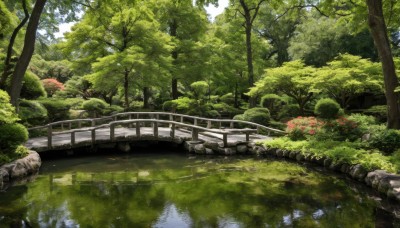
[28,112,285,149]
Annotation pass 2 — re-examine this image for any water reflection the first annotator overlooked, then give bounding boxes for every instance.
[0,153,399,227]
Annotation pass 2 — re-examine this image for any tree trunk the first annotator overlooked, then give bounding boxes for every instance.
[367,0,400,129]
[143,86,150,109]
[0,0,29,90]
[124,70,129,111]
[234,81,239,108]
[170,19,179,99]
[9,0,46,108]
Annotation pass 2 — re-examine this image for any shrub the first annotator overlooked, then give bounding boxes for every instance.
[20,71,46,99]
[242,108,271,125]
[369,128,400,154]
[347,113,376,134]
[38,99,71,121]
[103,105,124,115]
[82,98,107,117]
[363,105,387,123]
[41,78,65,97]
[162,100,177,112]
[0,89,19,124]
[314,98,341,119]
[0,123,29,153]
[220,93,235,105]
[129,100,144,110]
[277,104,301,120]
[171,97,196,112]
[321,116,361,141]
[212,103,240,117]
[14,145,29,158]
[18,99,48,126]
[260,94,286,118]
[286,116,325,140]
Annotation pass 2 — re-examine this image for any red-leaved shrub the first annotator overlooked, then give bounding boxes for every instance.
[41,78,64,97]
[286,116,324,140]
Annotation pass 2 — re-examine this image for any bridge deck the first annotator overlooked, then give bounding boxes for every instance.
[26,127,271,152]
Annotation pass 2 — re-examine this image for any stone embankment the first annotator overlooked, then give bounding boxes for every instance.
[0,151,41,189]
[247,144,400,202]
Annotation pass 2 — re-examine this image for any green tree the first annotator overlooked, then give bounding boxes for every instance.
[312,54,383,109]
[63,0,172,110]
[248,60,316,115]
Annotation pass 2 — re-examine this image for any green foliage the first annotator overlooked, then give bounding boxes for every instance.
[18,99,48,126]
[265,137,395,172]
[129,101,144,110]
[260,94,286,119]
[212,103,240,117]
[0,89,19,124]
[0,123,29,153]
[20,71,47,99]
[248,61,315,115]
[41,78,65,97]
[190,81,208,99]
[14,145,29,158]
[277,104,300,120]
[363,105,387,123]
[162,100,177,112]
[242,108,271,125]
[314,98,341,119]
[369,128,400,155]
[82,98,107,117]
[320,117,361,142]
[103,105,124,115]
[220,93,234,105]
[171,97,196,113]
[38,99,71,121]
[286,117,324,141]
[347,113,376,133]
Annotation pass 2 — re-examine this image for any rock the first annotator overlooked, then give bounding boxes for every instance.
[276,149,284,157]
[349,164,368,182]
[236,144,248,154]
[365,170,388,187]
[304,154,312,162]
[283,150,290,157]
[223,148,235,155]
[117,142,131,152]
[0,151,41,182]
[184,141,202,153]
[323,158,333,168]
[296,154,305,162]
[329,162,342,172]
[10,162,28,179]
[289,151,297,159]
[194,144,206,154]
[0,169,9,182]
[204,141,219,151]
[256,146,266,155]
[205,148,214,155]
[314,157,325,165]
[340,163,350,174]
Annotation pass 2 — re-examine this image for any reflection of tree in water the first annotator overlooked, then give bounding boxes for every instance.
[0,157,399,227]
[0,185,30,227]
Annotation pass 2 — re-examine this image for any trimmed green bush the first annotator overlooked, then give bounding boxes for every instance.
[220,93,235,105]
[82,98,107,117]
[38,99,71,121]
[0,89,19,124]
[348,113,376,133]
[363,105,387,123]
[20,71,46,99]
[18,99,48,126]
[162,100,177,112]
[314,98,340,119]
[0,123,29,152]
[243,108,271,125]
[369,128,400,154]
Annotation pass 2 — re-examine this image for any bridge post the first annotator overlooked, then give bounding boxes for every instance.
[207,120,211,128]
[180,116,184,123]
[219,121,222,129]
[153,122,158,138]
[194,118,197,126]
[246,133,249,142]
[71,132,75,145]
[136,123,141,138]
[91,129,96,145]
[78,121,81,128]
[61,123,64,131]
[110,124,115,141]
[91,120,95,127]
[170,123,175,138]
[230,122,234,128]
[156,114,159,119]
[169,114,173,127]
[223,133,228,147]
[69,122,72,130]
[192,128,198,141]
[47,125,52,148]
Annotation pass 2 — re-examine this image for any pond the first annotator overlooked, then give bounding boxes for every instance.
[0,152,399,227]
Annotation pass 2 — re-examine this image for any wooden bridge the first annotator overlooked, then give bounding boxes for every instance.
[26,112,285,155]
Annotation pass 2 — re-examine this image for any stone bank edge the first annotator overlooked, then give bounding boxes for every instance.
[0,151,41,189]
[184,140,400,202]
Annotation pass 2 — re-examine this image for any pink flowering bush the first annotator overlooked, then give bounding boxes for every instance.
[41,78,65,97]
[287,116,362,141]
[286,116,324,140]
[322,116,361,141]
